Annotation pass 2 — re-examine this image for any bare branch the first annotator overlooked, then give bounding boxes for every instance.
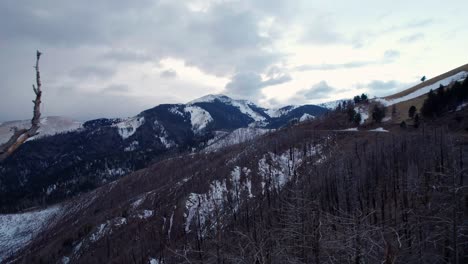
[0,50,43,162]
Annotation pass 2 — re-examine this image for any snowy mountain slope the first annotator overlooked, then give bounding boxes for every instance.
[184,106,213,133]
[265,105,298,118]
[204,127,270,151]
[319,99,349,110]
[0,94,327,214]
[0,116,82,144]
[189,94,268,123]
[5,123,330,264]
[0,206,62,261]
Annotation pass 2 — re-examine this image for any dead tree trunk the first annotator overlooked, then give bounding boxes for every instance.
[0,50,43,162]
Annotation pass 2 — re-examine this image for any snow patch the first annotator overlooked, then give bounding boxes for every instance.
[319,99,348,110]
[149,258,160,264]
[124,141,139,152]
[113,116,145,139]
[137,210,154,219]
[354,106,369,124]
[153,120,176,148]
[265,105,298,118]
[299,113,315,122]
[204,128,269,151]
[369,127,388,132]
[168,106,184,117]
[340,127,359,131]
[184,106,213,133]
[0,206,62,261]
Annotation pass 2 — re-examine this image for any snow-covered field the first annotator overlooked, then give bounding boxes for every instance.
[0,206,62,261]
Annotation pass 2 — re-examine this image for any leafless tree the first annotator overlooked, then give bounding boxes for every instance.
[0,50,43,162]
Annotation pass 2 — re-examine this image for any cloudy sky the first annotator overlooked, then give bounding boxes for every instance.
[1,0,467,121]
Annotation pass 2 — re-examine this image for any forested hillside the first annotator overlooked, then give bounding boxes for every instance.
[5,108,467,263]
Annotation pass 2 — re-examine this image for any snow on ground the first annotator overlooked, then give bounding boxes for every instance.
[185,180,227,233]
[377,71,468,106]
[184,106,213,133]
[258,147,321,194]
[340,127,359,131]
[229,100,267,122]
[124,140,139,152]
[168,105,184,117]
[0,116,82,144]
[136,210,154,219]
[184,166,255,234]
[185,146,323,234]
[187,94,231,104]
[149,258,160,264]
[0,206,62,261]
[369,127,388,132]
[299,113,315,122]
[354,106,369,124]
[204,128,270,152]
[113,116,145,139]
[189,94,266,122]
[153,120,176,148]
[265,105,298,118]
[71,216,127,260]
[319,99,348,110]
[456,102,468,111]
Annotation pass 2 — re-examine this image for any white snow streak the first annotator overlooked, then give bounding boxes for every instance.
[377,71,468,106]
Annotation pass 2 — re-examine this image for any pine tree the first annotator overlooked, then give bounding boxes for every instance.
[414,114,420,128]
[371,104,386,123]
[353,113,362,125]
[408,106,416,119]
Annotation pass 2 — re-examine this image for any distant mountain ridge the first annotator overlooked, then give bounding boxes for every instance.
[0,94,328,213]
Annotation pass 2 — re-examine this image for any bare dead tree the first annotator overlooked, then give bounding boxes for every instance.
[0,50,43,162]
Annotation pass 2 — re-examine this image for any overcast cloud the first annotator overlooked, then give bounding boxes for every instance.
[1,0,467,121]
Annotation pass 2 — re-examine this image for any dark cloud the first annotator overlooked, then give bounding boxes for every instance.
[301,81,335,99]
[224,72,292,100]
[286,81,337,105]
[160,69,178,79]
[0,0,292,121]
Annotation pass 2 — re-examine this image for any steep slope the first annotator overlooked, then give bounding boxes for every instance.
[6,116,467,263]
[0,95,327,213]
[352,64,468,124]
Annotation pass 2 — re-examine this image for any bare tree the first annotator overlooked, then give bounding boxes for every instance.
[0,51,43,162]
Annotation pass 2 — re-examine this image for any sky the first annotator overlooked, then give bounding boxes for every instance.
[1,0,467,121]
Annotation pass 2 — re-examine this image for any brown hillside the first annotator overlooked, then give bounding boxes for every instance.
[384,63,468,100]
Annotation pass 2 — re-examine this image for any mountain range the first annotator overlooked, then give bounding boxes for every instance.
[1,64,468,263]
[0,95,328,213]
